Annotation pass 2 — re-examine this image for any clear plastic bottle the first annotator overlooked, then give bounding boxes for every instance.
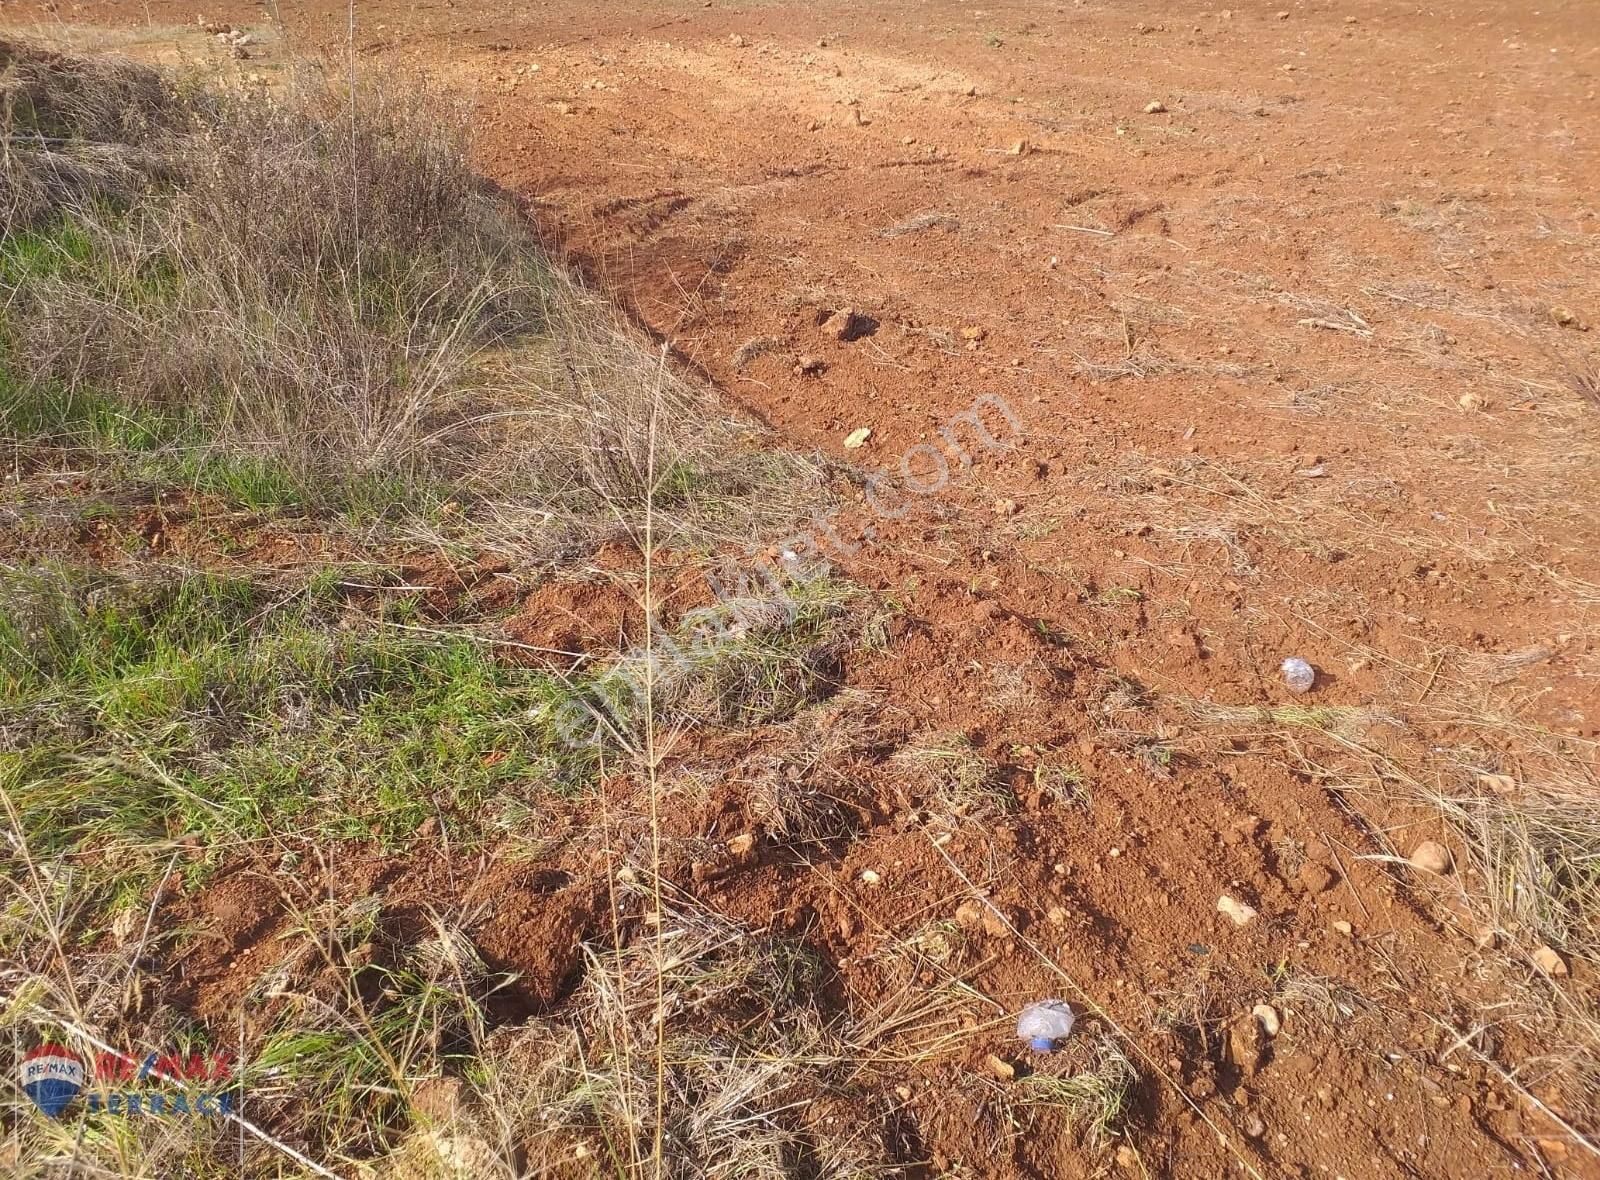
[1016,999,1075,1052]
[1280,657,1316,694]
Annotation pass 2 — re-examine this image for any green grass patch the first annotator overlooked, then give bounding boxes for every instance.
[250,938,492,1158]
[0,370,439,517]
[0,217,97,287]
[0,378,184,452]
[0,564,601,898]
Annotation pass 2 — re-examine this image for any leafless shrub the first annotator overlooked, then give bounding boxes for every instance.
[0,38,178,223]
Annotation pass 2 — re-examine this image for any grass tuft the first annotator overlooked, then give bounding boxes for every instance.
[894,731,1010,825]
[1008,1031,1136,1146]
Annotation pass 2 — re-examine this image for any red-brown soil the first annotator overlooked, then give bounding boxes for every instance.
[8,1,1600,1176]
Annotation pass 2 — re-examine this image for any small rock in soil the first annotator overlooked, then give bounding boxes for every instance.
[1252,1003,1281,1037]
[971,598,1002,621]
[1115,1145,1139,1169]
[1333,919,1354,936]
[1228,1013,1267,1077]
[955,899,985,928]
[981,907,1013,938]
[1144,100,1167,113]
[1243,1112,1266,1139]
[1532,945,1569,976]
[1477,771,1516,794]
[411,1076,467,1122]
[1408,840,1451,874]
[985,1053,1016,1080]
[794,355,826,377]
[818,307,876,341]
[843,426,873,449]
[1217,894,1259,926]
[110,907,140,945]
[1298,861,1336,894]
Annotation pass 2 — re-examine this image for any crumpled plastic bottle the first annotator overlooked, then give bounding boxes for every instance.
[1280,657,1316,694]
[1016,999,1075,1052]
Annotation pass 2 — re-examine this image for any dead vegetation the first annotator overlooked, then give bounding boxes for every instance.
[0,37,179,225]
[892,730,1011,826]
[490,895,892,1177]
[1,41,817,549]
[1004,1028,1136,1146]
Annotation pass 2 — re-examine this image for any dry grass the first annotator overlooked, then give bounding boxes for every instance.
[1011,1036,1139,1144]
[1200,688,1600,1126]
[476,895,892,1178]
[1182,698,1397,741]
[1423,768,1600,967]
[3,63,531,509]
[0,37,179,225]
[2,41,819,549]
[892,730,1011,826]
[742,689,883,845]
[1275,973,1375,1030]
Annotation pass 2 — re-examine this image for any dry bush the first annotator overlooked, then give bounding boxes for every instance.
[743,690,884,845]
[5,64,541,510]
[0,38,178,224]
[468,292,822,557]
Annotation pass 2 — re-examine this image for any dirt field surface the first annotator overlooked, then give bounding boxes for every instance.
[7,1,1600,1176]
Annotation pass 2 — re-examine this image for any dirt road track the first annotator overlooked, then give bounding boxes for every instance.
[8,0,1600,1175]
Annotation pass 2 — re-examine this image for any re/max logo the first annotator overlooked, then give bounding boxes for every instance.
[85,1090,235,1116]
[91,1050,235,1084]
[88,1050,237,1118]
